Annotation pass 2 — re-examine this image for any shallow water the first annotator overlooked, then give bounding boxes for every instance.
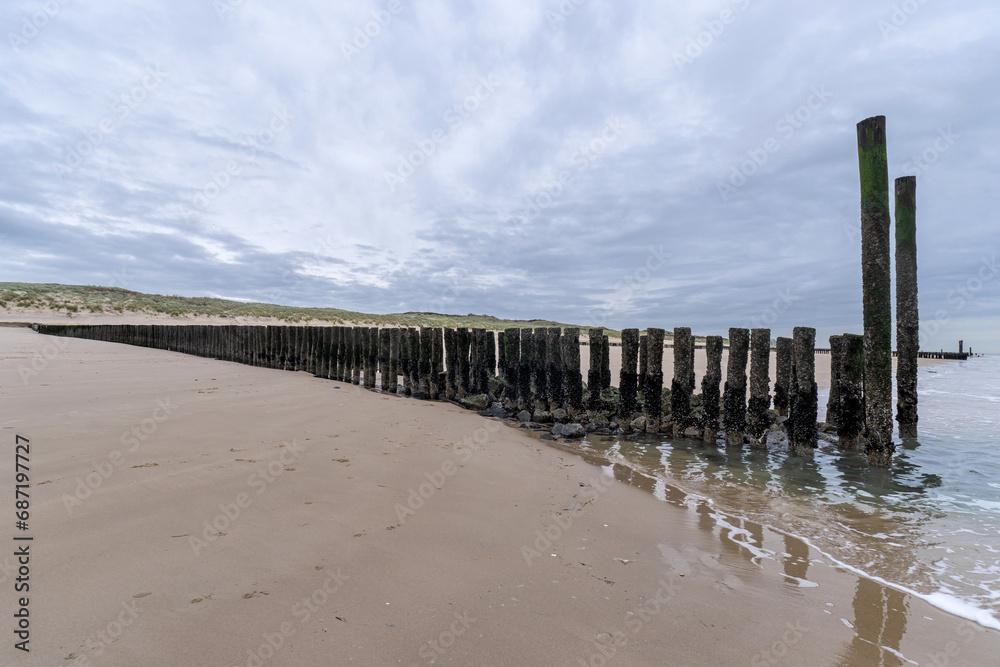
[564,355,1000,630]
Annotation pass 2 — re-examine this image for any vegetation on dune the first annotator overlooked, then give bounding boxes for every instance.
[0,282,619,333]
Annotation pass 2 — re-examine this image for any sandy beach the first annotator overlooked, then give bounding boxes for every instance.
[1,325,995,666]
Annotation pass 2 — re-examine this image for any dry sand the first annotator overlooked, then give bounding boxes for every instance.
[1,327,994,666]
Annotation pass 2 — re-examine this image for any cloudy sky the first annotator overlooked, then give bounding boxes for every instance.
[2,0,998,350]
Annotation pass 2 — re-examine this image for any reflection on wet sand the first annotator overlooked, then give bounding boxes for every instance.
[837,577,908,667]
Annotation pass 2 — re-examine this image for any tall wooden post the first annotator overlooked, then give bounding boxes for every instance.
[389,328,401,393]
[671,327,694,437]
[547,328,563,411]
[644,328,665,432]
[747,328,771,448]
[587,328,603,410]
[789,326,817,457]
[518,328,533,411]
[379,328,392,391]
[430,327,443,400]
[457,328,471,398]
[619,328,639,419]
[723,328,749,446]
[563,328,583,413]
[502,328,520,408]
[638,334,648,402]
[826,335,846,426]
[857,115,894,465]
[774,337,792,417]
[895,175,919,438]
[533,328,549,413]
[702,335,723,442]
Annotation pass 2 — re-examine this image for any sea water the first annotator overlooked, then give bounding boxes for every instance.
[565,355,1000,630]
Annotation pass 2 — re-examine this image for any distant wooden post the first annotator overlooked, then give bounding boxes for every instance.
[518,328,533,411]
[430,327,443,400]
[366,328,379,388]
[416,327,432,398]
[601,334,611,396]
[563,328,583,412]
[619,328,640,419]
[379,329,392,391]
[486,330,496,390]
[401,328,414,396]
[774,337,792,417]
[723,328,749,446]
[389,328,401,392]
[501,329,519,407]
[547,328,563,411]
[644,328,665,432]
[826,335,846,426]
[838,333,866,450]
[789,326,818,456]
[895,175,919,438]
[457,328,471,398]
[638,334,648,402]
[351,328,361,385]
[444,328,457,400]
[747,328,771,448]
[587,328,603,410]
[533,328,549,413]
[702,335,723,442]
[857,115,894,465]
[671,327,694,437]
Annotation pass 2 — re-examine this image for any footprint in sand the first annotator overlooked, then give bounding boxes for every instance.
[242,591,269,599]
[131,462,159,468]
[133,592,152,599]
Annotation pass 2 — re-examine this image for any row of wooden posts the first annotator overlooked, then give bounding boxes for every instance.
[35,322,898,464]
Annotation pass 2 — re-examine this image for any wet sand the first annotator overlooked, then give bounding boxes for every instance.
[1,327,994,666]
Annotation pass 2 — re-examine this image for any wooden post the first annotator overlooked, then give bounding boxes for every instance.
[638,334,648,403]
[895,175,919,438]
[430,327,443,400]
[789,326,818,457]
[838,333,866,450]
[547,328,563,411]
[857,115,894,465]
[747,328,771,448]
[826,335,846,427]
[587,328,603,410]
[518,328,533,411]
[400,328,413,396]
[416,327,432,398]
[563,328,583,413]
[644,328,665,432]
[457,328,471,398]
[723,328,749,446]
[389,328,400,392]
[601,334,611,397]
[774,337,792,417]
[671,327,694,437]
[379,329,391,391]
[444,328,457,400]
[533,328,549,413]
[619,328,639,419]
[702,335,723,442]
[502,328,520,408]
[486,330,496,392]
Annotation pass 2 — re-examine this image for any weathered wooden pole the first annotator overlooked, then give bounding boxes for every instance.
[457,328,471,398]
[857,115,894,465]
[563,328,583,413]
[747,328,771,448]
[826,335,846,427]
[430,327,443,400]
[789,326,818,457]
[486,330,496,389]
[638,334,648,402]
[774,337,792,418]
[501,329,520,408]
[619,328,640,419]
[533,327,549,413]
[366,328,379,388]
[518,328,533,411]
[601,334,611,396]
[723,328,749,446]
[838,333,866,450]
[388,328,401,393]
[416,327,432,398]
[444,328,457,400]
[379,328,392,391]
[587,328,603,410]
[351,328,362,385]
[895,175,919,439]
[399,328,412,395]
[701,335,723,442]
[547,328,563,411]
[644,328,665,432]
[671,327,694,437]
